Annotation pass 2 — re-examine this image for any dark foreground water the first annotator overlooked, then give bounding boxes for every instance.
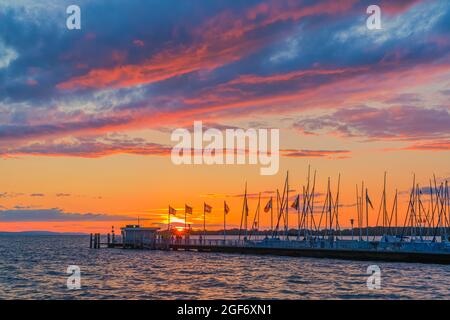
[0,235,449,299]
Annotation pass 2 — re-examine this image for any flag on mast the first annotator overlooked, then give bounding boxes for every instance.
[185,204,193,214]
[366,191,374,209]
[204,203,212,213]
[291,194,300,210]
[169,206,177,215]
[224,201,230,214]
[264,198,272,213]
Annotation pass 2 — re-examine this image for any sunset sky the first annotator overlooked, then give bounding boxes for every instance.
[0,0,449,233]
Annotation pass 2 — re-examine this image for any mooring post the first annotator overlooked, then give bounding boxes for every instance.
[97,233,101,249]
[111,226,115,244]
[93,233,97,249]
[90,233,93,248]
[107,233,111,246]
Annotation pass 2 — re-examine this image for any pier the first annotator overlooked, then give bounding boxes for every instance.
[90,232,450,265]
[167,238,450,265]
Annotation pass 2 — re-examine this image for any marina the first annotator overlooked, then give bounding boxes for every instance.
[90,169,450,265]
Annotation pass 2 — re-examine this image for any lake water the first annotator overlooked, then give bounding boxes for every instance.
[0,235,449,299]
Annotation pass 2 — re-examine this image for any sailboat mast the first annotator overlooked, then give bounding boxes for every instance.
[328,177,332,236]
[395,189,398,235]
[356,184,360,241]
[297,192,301,240]
[311,170,317,237]
[244,188,248,239]
[238,182,247,241]
[383,172,387,230]
[335,174,341,238]
[365,188,369,242]
[305,166,311,239]
[286,171,289,239]
[270,197,274,233]
[361,181,364,241]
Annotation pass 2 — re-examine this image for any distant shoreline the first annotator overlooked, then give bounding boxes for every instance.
[1,226,449,238]
[0,231,87,236]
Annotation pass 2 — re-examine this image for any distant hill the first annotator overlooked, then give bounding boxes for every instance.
[0,231,87,236]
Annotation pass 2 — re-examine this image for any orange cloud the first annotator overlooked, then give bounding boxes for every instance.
[403,140,450,151]
[281,149,351,158]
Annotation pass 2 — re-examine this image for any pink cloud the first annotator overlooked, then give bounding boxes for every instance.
[403,140,450,151]
[133,39,145,47]
[293,105,450,141]
[56,0,361,91]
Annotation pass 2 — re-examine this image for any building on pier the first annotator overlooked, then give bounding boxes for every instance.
[121,225,159,248]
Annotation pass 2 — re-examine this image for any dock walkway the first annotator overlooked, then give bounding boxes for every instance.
[164,238,450,264]
[93,233,450,264]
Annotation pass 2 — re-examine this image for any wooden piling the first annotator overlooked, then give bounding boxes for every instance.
[111,226,115,244]
[107,233,111,246]
[89,233,93,248]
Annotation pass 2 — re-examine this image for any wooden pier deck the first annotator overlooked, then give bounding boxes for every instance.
[166,241,450,265]
[92,236,450,265]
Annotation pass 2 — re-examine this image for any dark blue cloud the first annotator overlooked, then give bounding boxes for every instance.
[0,208,148,222]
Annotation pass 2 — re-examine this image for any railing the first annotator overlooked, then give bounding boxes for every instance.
[159,238,364,249]
[158,238,358,249]
[160,238,249,247]
[154,237,450,253]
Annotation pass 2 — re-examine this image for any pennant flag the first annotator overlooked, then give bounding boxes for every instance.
[291,195,300,210]
[264,198,272,213]
[366,191,374,209]
[224,201,230,214]
[204,203,212,213]
[185,204,193,214]
[169,206,177,215]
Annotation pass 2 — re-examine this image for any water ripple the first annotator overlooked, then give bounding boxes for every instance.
[0,235,449,299]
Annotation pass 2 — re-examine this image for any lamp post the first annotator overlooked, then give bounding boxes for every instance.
[350,219,354,241]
